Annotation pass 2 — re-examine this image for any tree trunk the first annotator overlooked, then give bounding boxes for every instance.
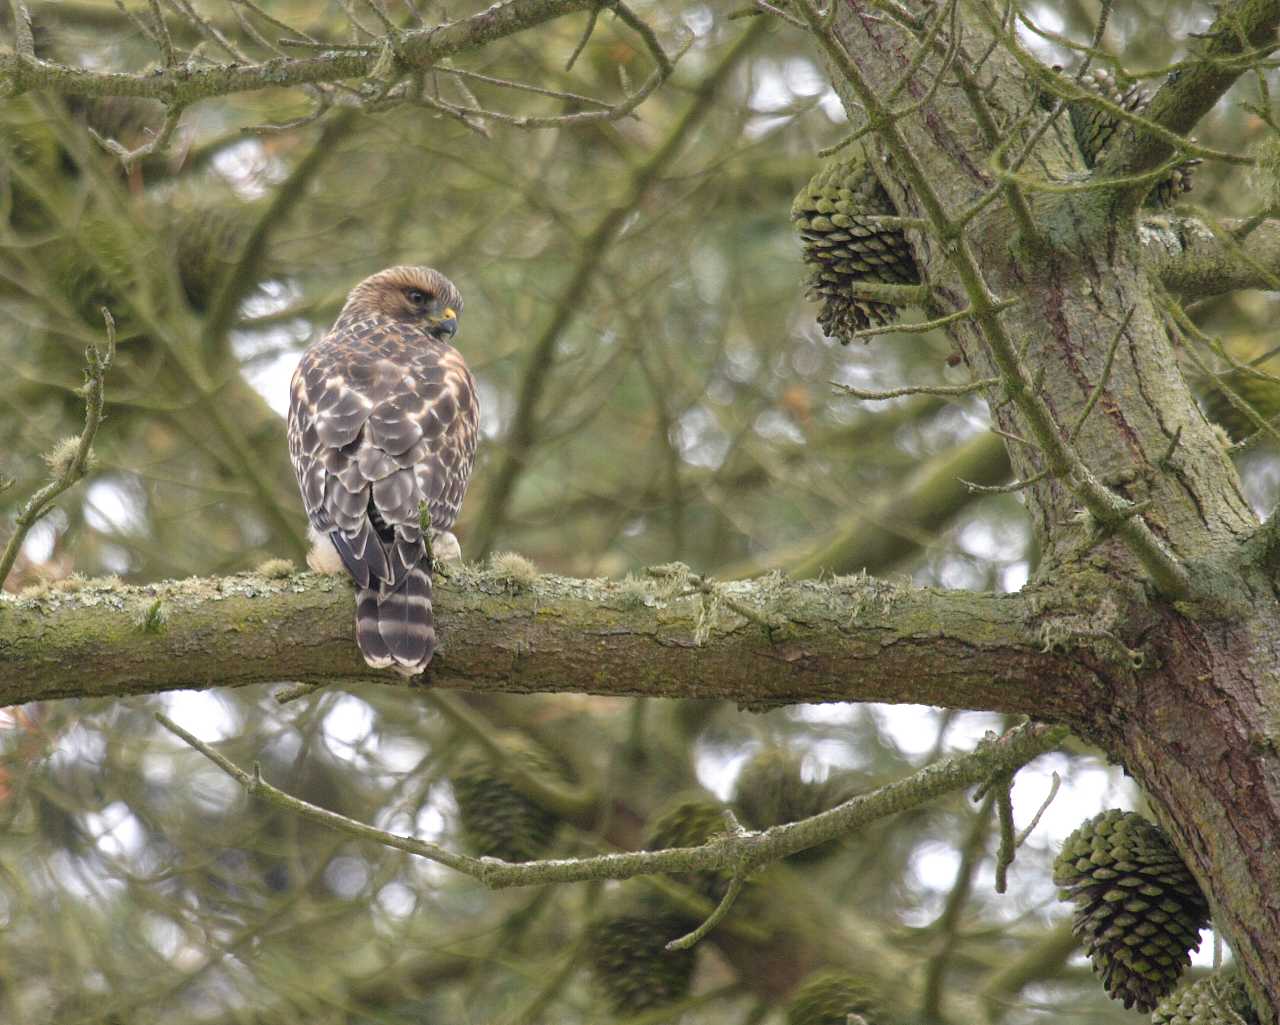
[816,2,1280,1015]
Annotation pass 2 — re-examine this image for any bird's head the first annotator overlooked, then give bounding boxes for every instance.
[344,265,463,341]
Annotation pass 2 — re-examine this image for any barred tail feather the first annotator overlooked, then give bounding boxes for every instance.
[355,566,435,676]
[355,587,394,670]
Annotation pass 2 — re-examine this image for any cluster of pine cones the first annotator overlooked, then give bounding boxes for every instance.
[793,68,1196,345]
[448,733,1259,1023]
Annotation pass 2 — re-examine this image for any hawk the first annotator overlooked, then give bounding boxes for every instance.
[288,266,479,675]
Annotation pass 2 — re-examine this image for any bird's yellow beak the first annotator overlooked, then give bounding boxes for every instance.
[435,308,458,338]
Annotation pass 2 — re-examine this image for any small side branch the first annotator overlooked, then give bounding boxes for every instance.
[89,103,185,170]
[834,377,998,402]
[666,874,746,951]
[960,468,1048,494]
[157,713,1066,890]
[0,310,115,590]
[9,0,35,56]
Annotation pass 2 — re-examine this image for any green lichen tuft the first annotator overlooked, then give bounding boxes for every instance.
[489,551,538,592]
[255,558,295,580]
[614,573,655,609]
[43,436,87,478]
[50,573,89,594]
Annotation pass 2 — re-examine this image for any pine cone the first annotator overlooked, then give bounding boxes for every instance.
[587,911,696,1015]
[1070,69,1146,167]
[785,969,882,1025]
[1152,971,1259,1025]
[733,746,843,862]
[171,202,256,312]
[1069,69,1197,206]
[791,151,920,344]
[44,212,141,326]
[1053,809,1210,1012]
[448,734,564,862]
[644,794,732,908]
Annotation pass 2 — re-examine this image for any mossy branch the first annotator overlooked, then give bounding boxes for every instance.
[156,711,1064,889]
[1093,0,1280,216]
[0,565,1104,721]
[1147,214,1280,300]
[1,0,599,104]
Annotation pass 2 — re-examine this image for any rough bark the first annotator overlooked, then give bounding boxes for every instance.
[813,1,1280,1016]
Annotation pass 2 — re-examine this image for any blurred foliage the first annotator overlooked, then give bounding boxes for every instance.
[0,0,1272,1022]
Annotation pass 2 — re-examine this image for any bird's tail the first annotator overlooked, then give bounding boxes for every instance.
[355,565,435,676]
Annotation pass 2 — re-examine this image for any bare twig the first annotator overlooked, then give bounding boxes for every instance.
[273,681,325,704]
[231,0,318,44]
[1014,771,1061,847]
[564,3,601,71]
[921,792,994,1018]
[438,65,613,109]
[1069,307,1134,443]
[667,874,746,950]
[836,301,1010,342]
[611,0,673,77]
[163,0,248,61]
[992,772,1015,893]
[752,1,805,30]
[0,310,115,590]
[959,469,1048,494]
[842,281,932,306]
[402,52,682,129]
[89,103,185,169]
[834,377,999,401]
[1168,299,1280,449]
[1159,425,1184,468]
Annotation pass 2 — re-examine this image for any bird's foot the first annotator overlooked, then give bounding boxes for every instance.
[428,529,462,570]
[306,526,346,575]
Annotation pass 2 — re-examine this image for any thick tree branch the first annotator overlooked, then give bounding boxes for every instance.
[1147,214,1280,300]
[0,566,1103,719]
[1096,0,1280,214]
[1,0,597,103]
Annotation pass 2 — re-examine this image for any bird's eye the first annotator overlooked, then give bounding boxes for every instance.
[407,289,430,306]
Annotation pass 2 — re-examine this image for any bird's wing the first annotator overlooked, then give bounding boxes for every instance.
[288,322,480,592]
[408,343,480,534]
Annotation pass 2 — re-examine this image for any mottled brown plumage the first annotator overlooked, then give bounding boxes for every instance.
[288,266,479,675]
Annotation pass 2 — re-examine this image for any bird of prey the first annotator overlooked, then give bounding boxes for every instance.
[287,266,479,675]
